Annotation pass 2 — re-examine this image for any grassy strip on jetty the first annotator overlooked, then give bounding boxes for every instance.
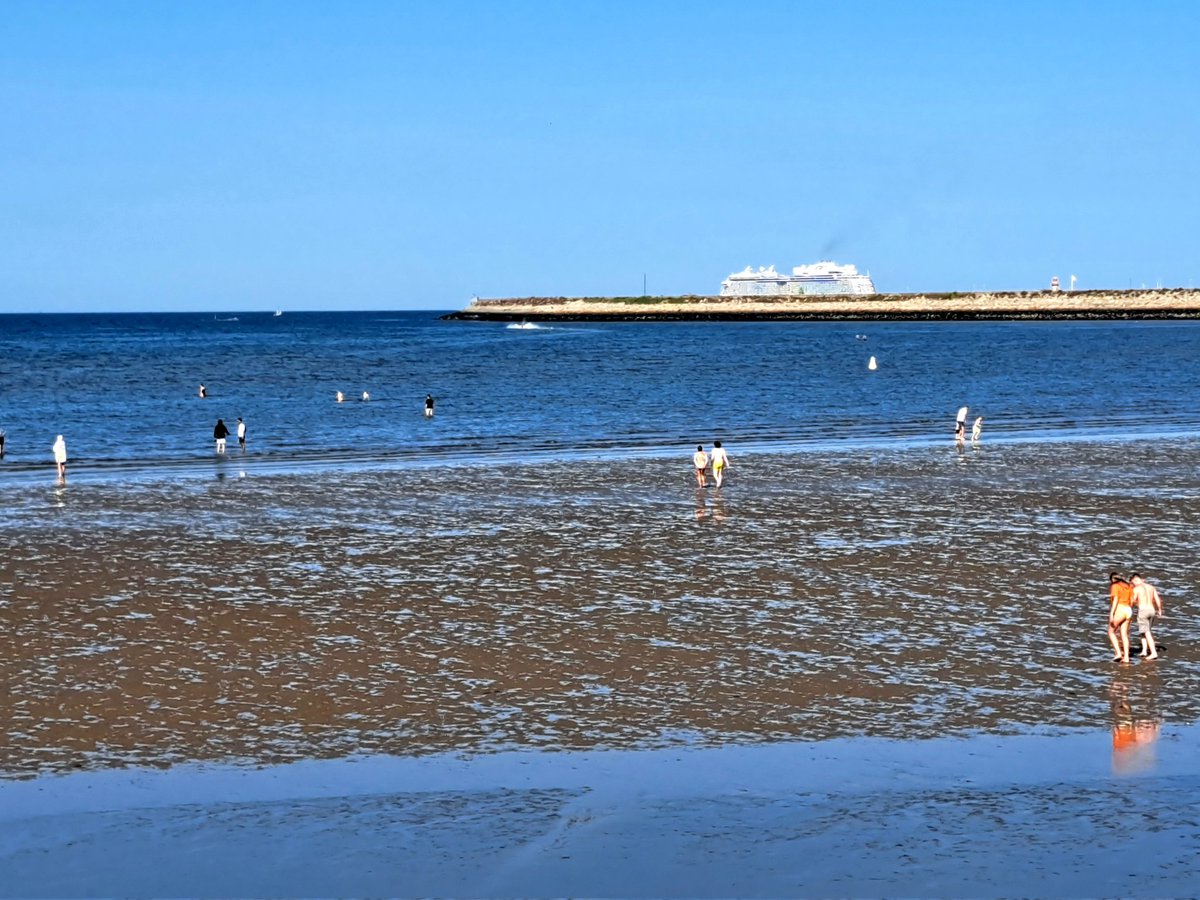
[444,287,1200,321]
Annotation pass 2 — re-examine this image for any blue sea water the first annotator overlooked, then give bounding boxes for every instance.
[1,311,1198,481]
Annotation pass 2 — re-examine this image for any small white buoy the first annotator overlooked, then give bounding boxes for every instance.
[868,356,877,370]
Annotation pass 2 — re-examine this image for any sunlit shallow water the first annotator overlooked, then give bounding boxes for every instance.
[3,438,1197,777]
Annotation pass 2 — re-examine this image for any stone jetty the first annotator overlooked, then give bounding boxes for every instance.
[445,288,1200,321]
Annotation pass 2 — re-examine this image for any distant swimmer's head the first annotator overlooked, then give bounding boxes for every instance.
[714,440,722,448]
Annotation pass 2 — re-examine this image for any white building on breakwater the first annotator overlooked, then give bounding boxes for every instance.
[720,261,876,296]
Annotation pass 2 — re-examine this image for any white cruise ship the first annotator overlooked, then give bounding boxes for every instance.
[720,260,876,297]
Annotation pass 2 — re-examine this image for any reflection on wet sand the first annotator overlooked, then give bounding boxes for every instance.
[2,439,1199,777]
[1110,668,1163,775]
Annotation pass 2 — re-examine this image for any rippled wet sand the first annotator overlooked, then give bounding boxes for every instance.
[3,439,1198,776]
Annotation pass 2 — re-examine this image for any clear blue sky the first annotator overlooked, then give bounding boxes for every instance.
[2,0,1198,312]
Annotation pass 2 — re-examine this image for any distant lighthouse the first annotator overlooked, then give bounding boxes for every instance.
[1050,276,1061,292]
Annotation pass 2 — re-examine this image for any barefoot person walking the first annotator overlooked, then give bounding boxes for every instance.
[1130,572,1165,659]
[710,440,731,487]
[1107,572,1133,663]
[692,445,709,488]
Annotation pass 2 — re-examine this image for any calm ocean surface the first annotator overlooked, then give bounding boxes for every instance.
[1,312,1198,482]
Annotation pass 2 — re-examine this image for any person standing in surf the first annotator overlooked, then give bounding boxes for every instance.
[52,434,67,481]
[1130,573,1164,659]
[236,417,247,451]
[692,445,709,488]
[710,440,731,487]
[955,405,969,443]
[1107,572,1133,663]
[425,394,435,418]
[213,418,230,454]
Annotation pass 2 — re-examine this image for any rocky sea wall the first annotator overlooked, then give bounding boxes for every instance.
[445,288,1200,321]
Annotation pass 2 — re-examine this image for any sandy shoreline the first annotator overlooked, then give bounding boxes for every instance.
[3,437,1198,895]
[447,287,1200,320]
[3,438,1198,777]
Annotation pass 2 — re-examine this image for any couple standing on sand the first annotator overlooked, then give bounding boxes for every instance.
[1108,572,1164,663]
[692,441,730,488]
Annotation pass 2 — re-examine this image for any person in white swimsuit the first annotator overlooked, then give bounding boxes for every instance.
[692,445,708,488]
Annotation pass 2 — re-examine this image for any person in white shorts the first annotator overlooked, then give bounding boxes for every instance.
[1130,572,1164,660]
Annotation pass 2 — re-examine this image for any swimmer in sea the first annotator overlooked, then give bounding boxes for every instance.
[198,384,207,399]
[336,391,344,403]
[692,445,708,488]
[425,394,435,417]
[1107,572,1133,663]
[710,440,731,487]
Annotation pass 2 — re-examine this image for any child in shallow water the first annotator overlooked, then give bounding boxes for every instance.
[692,445,708,488]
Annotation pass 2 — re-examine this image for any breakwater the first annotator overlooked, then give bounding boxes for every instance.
[445,288,1200,321]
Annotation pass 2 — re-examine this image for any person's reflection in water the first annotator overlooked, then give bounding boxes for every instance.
[711,495,728,524]
[695,492,708,521]
[1110,667,1162,775]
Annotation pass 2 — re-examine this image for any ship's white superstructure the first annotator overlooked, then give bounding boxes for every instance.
[720,260,876,297]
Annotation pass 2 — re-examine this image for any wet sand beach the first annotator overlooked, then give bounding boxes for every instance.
[2,438,1199,894]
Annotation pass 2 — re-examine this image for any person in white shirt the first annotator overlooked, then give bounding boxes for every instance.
[955,405,969,442]
[52,434,67,480]
[692,445,708,488]
[710,440,731,487]
[236,417,247,451]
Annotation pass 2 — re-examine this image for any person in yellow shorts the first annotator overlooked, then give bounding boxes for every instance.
[710,440,731,487]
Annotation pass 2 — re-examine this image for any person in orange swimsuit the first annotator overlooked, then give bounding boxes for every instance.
[1107,572,1134,663]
